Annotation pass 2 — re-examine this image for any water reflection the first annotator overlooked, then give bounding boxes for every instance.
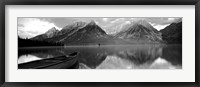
[18,55,42,64]
[18,45,182,69]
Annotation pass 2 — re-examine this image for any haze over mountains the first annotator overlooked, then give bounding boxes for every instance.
[28,19,182,45]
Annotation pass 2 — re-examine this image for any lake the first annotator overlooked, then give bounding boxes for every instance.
[18,45,182,69]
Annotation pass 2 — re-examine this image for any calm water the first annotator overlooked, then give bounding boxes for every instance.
[18,45,182,69]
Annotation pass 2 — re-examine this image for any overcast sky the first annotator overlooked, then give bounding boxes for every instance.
[18,17,182,38]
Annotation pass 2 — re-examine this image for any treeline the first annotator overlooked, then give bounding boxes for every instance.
[18,37,64,47]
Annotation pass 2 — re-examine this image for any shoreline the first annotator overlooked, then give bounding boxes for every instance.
[18,44,182,49]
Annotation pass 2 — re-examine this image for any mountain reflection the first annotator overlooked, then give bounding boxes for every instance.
[18,45,182,69]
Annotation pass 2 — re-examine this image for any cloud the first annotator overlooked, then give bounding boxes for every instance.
[102,18,108,22]
[149,22,170,30]
[152,24,170,31]
[110,18,125,23]
[125,21,131,24]
[18,18,60,38]
[146,18,182,25]
[130,18,146,21]
[168,18,175,21]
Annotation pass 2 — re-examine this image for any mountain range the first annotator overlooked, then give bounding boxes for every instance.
[29,20,182,45]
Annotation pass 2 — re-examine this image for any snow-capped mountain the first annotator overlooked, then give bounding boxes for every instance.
[116,20,162,42]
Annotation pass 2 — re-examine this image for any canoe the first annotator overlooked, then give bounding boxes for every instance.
[18,52,79,69]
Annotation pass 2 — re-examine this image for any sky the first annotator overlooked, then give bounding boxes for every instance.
[18,17,182,39]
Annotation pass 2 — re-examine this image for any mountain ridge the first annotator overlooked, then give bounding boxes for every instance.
[160,21,182,44]
[30,20,182,45]
[116,20,162,42]
[30,27,59,41]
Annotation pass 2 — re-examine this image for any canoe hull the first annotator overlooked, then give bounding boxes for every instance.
[40,58,78,69]
[18,52,79,69]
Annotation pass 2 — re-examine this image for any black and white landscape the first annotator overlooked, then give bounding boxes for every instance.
[18,17,182,69]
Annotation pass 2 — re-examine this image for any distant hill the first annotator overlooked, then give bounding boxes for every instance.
[160,22,182,44]
[31,27,59,41]
[18,36,63,47]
